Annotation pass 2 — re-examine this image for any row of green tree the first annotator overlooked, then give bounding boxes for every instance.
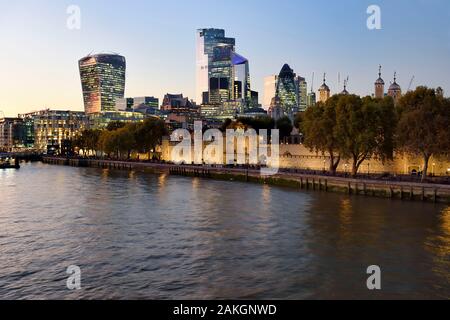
[296,87,450,180]
[221,116,294,140]
[72,118,167,160]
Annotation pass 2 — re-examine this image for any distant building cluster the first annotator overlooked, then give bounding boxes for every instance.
[0,28,418,154]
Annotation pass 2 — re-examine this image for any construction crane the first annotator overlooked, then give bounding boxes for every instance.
[407,76,415,92]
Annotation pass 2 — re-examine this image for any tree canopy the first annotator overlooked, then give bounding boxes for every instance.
[396,86,450,180]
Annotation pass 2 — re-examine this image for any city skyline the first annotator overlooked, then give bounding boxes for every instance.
[1,0,450,116]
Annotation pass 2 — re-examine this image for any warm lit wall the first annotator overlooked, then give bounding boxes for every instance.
[161,139,450,176]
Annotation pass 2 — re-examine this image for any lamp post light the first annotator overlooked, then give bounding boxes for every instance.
[344,163,349,176]
[432,163,436,177]
[323,159,326,172]
[367,162,370,177]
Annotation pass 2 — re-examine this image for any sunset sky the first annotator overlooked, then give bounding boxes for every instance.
[0,0,449,116]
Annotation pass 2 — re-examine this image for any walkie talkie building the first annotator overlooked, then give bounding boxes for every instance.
[79,54,126,114]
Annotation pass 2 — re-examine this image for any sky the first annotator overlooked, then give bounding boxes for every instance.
[0,0,449,116]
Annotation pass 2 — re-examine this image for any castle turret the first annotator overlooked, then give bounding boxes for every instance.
[318,73,330,103]
[374,65,385,99]
[387,72,402,104]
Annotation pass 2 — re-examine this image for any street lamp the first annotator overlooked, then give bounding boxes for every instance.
[432,163,436,176]
[367,162,370,176]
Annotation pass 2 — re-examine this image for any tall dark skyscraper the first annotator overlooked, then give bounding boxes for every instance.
[276,64,299,116]
[196,29,236,104]
[79,54,126,114]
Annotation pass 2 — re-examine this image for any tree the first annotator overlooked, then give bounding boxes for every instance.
[99,130,119,158]
[106,121,126,131]
[237,116,275,133]
[135,118,167,160]
[116,126,136,160]
[276,116,293,141]
[396,87,450,181]
[335,94,396,176]
[301,97,341,174]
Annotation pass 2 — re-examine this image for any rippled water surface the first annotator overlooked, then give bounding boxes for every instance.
[0,162,449,299]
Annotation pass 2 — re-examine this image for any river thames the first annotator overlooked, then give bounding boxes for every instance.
[0,162,449,299]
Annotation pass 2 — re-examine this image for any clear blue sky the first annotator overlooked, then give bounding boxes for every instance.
[0,0,449,116]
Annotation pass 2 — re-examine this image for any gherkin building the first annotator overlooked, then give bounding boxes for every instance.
[275,64,298,116]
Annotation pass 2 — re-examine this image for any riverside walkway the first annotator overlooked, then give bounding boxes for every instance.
[42,157,450,204]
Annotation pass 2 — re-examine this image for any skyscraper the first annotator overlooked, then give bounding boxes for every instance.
[275,64,299,116]
[79,54,126,114]
[264,75,278,109]
[196,29,235,104]
[296,76,308,112]
[209,44,234,104]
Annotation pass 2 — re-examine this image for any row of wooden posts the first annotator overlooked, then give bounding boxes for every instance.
[42,157,444,203]
[299,177,439,202]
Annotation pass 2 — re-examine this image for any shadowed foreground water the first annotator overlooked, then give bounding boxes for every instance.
[0,162,449,300]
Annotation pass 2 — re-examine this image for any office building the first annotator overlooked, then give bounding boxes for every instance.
[264,75,278,109]
[0,117,24,152]
[196,29,235,104]
[79,53,126,114]
[275,64,299,116]
[19,110,88,153]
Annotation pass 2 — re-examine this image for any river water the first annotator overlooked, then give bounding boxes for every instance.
[0,162,449,300]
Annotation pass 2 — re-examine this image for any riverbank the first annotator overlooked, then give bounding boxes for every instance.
[42,157,450,204]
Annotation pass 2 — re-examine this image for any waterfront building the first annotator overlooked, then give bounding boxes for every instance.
[19,110,88,153]
[263,75,278,109]
[196,28,236,104]
[387,73,402,104]
[79,53,126,114]
[374,65,385,99]
[318,74,331,103]
[0,117,24,152]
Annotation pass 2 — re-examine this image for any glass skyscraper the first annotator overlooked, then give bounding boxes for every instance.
[276,64,299,116]
[79,54,126,114]
[196,29,235,104]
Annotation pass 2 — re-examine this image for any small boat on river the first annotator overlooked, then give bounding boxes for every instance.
[0,154,20,169]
